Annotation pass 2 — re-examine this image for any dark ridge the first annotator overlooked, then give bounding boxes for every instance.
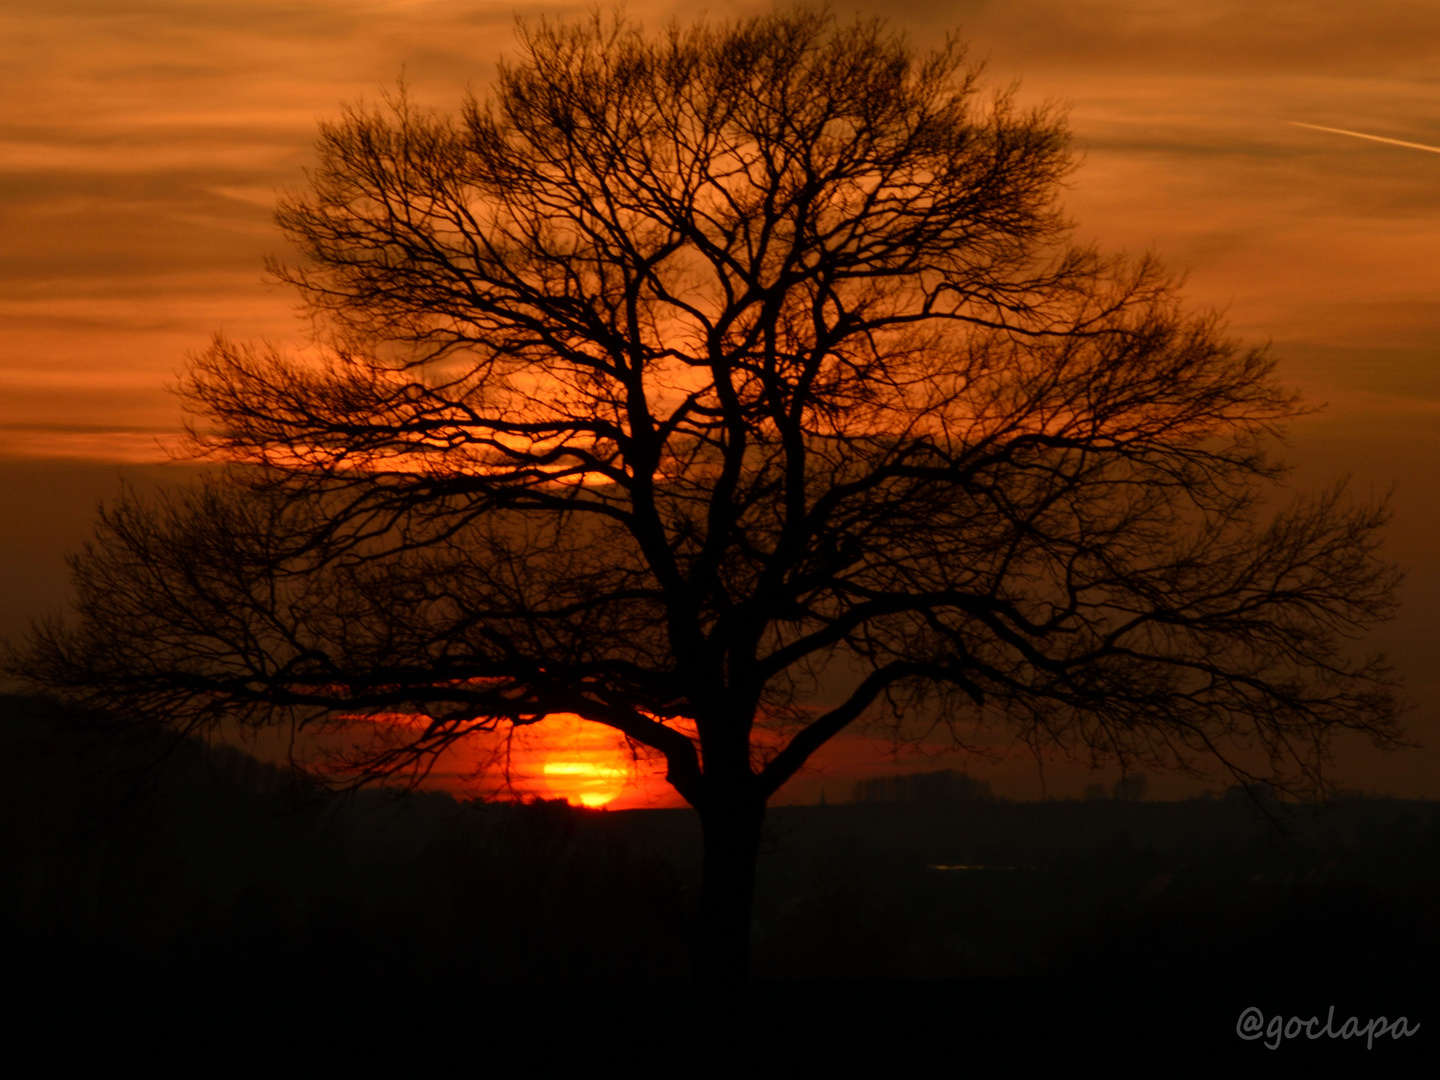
[4,694,1436,1014]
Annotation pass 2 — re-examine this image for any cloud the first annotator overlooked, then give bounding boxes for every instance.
[2,0,1438,451]
[0,424,181,464]
[940,0,1440,76]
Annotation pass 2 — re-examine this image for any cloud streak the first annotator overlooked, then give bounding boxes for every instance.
[1289,121,1440,156]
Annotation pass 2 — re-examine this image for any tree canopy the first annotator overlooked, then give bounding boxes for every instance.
[10,8,1402,983]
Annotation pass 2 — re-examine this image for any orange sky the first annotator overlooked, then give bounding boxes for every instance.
[3,1,1439,801]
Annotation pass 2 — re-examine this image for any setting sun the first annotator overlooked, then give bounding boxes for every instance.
[542,758,628,807]
[456,713,683,809]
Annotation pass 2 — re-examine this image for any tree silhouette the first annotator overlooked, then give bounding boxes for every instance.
[10,9,1402,986]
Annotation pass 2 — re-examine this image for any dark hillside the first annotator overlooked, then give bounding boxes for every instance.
[5,694,1437,996]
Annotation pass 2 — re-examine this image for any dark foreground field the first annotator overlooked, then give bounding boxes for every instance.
[3,693,1433,1065]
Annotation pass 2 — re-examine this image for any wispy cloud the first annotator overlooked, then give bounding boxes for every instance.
[3,0,1440,457]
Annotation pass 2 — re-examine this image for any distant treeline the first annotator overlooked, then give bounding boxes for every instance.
[1085,773,1149,802]
[850,768,995,804]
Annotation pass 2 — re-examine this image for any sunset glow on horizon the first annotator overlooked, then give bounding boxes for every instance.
[542,759,628,808]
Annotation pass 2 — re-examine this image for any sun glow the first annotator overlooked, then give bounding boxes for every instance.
[490,712,682,809]
[542,758,629,807]
[335,709,686,808]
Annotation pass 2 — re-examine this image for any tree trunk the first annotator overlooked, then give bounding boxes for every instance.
[693,792,766,990]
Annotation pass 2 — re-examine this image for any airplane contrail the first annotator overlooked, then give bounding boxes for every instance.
[1289,121,1440,156]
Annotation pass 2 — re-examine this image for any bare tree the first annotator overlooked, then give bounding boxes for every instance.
[10,8,1402,986]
